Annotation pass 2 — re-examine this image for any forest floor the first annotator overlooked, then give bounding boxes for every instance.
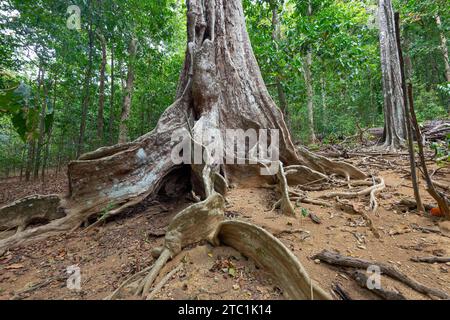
[0,151,449,300]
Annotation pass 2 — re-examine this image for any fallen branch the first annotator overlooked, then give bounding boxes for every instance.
[410,223,450,238]
[348,270,406,300]
[411,256,450,264]
[312,250,450,299]
[332,283,352,300]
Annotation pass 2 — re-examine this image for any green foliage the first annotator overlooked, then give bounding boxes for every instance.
[0,72,54,142]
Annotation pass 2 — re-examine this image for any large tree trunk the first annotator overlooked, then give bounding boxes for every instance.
[378,0,406,149]
[0,1,367,298]
[118,38,138,144]
[303,0,316,144]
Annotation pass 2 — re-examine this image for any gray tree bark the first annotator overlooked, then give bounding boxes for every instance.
[118,38,138,144]
[378,0,406,149]
[303,0,316,144]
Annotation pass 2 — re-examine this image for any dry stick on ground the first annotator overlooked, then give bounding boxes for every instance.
[347,269,407,300]
[410,223,450,238]
[312,250,450,299]
[408,84,450,220]
[394,12,425,214]
[331,283,352,300]
[411,256,450,264]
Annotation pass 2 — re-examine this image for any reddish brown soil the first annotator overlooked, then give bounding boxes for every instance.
[0,155,449,300]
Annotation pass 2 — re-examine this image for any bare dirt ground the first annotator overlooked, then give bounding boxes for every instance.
[0,154,449,300]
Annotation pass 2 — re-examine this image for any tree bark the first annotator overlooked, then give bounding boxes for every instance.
[33,68,47,180]
[97,30,107,144]
[303,0,316,144]
[42,78,57,183]
[394,13,424,214]
[118,38,138,144]
[76,21,94,158]
[25,140,35,182]
[271,6,289,124]
[378,0,406,149]
[109,43,115,145]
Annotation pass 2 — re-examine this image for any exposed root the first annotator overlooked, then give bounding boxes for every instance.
[215,220,331,300]
[0,213,84,253]
[136,191,225,297]
[146,262,184,300]
[284,165,328,186]
[291,197,331,208]
[138,249,172,296]
[297,146,367,180]
[321,177,385,213]
[276,162,296,216]
[0,194,64,233]
[105,264,155,300]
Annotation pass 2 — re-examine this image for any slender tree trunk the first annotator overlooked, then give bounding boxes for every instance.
[34,70,48,180]
[19,145,26,181]
[378,0,406,149]
[408,84,450,220]
[109,43,115,145]
[320,76,327,129]
[395,13,424,213]
[118,38,138,144]
[97,31,107,144]
[77,21,94,158]
[25,141,35,182]
[303,0,316,144]
[42,78,57,183]
[271,6,289,124]
[56,130,65,177]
